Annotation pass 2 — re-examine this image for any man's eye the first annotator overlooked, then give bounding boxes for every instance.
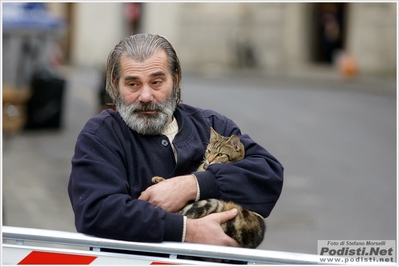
[153,80,163,86]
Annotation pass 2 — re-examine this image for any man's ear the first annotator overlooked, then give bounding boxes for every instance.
[112,78,119,99]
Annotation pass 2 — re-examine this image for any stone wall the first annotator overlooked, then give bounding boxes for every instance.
[54,2,396,75]
[346,3,396,74]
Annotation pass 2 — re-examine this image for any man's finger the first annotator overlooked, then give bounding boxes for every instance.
[138,191,149,201]
[217,208,238,224]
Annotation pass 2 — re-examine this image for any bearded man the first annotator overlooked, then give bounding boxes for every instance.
[68,33,283,246]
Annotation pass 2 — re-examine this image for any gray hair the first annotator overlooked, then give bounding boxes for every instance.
[105,33,182,104]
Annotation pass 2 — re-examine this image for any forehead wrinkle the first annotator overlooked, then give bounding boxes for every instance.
[120,53,169,79]
[123,75,139,82]
[150,71,167,78]
[123,71,166,82]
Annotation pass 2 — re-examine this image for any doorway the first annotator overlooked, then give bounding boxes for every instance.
[311,3,347,64]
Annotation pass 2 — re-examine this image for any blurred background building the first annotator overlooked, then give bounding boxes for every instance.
[49,2,396,75]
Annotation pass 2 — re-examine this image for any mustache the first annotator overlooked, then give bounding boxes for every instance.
[115,88,178,116]
[130,102,163,113]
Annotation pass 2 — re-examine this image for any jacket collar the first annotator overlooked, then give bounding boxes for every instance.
[173,104,195,143]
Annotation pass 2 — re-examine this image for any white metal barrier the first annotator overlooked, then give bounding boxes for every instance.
[3,226,336,265]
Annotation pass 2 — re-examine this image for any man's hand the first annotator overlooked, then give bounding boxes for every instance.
[185,209,240,247]
[139,175,197,212]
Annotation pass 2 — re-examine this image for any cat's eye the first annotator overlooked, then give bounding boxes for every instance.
[217,153,224,157]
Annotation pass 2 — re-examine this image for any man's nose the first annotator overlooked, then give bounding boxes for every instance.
[138,84,154,103]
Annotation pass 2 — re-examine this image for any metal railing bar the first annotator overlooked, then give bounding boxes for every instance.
[2,226,333,265]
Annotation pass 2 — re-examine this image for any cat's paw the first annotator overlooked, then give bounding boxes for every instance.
[151,176,165,184]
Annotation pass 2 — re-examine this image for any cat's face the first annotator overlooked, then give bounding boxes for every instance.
[202,128,245,169]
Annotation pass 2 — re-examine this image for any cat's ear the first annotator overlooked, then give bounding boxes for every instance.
[229,135,242,151]
[210,127,219,141]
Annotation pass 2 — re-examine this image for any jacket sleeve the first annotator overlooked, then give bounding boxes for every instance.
[68,117,184,242]
[194,113,284,218]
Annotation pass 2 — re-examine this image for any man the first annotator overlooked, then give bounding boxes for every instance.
[68,33,283,247]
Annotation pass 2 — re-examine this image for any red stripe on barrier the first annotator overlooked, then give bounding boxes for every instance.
[150,262,176,265]
[18,251,97,265]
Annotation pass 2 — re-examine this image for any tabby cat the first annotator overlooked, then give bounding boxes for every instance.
[152,127,266,248]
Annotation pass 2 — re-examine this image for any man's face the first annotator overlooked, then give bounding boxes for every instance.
[115,49,178,135]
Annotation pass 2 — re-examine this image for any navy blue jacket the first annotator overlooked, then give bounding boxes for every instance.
[68,103,283,242]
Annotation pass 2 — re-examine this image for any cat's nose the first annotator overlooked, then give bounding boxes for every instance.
[208,155,216,163]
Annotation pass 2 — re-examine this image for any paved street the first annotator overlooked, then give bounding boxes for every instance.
[3,66,396,255]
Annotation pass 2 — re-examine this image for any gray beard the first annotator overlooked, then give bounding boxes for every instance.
[115,91,177,135]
